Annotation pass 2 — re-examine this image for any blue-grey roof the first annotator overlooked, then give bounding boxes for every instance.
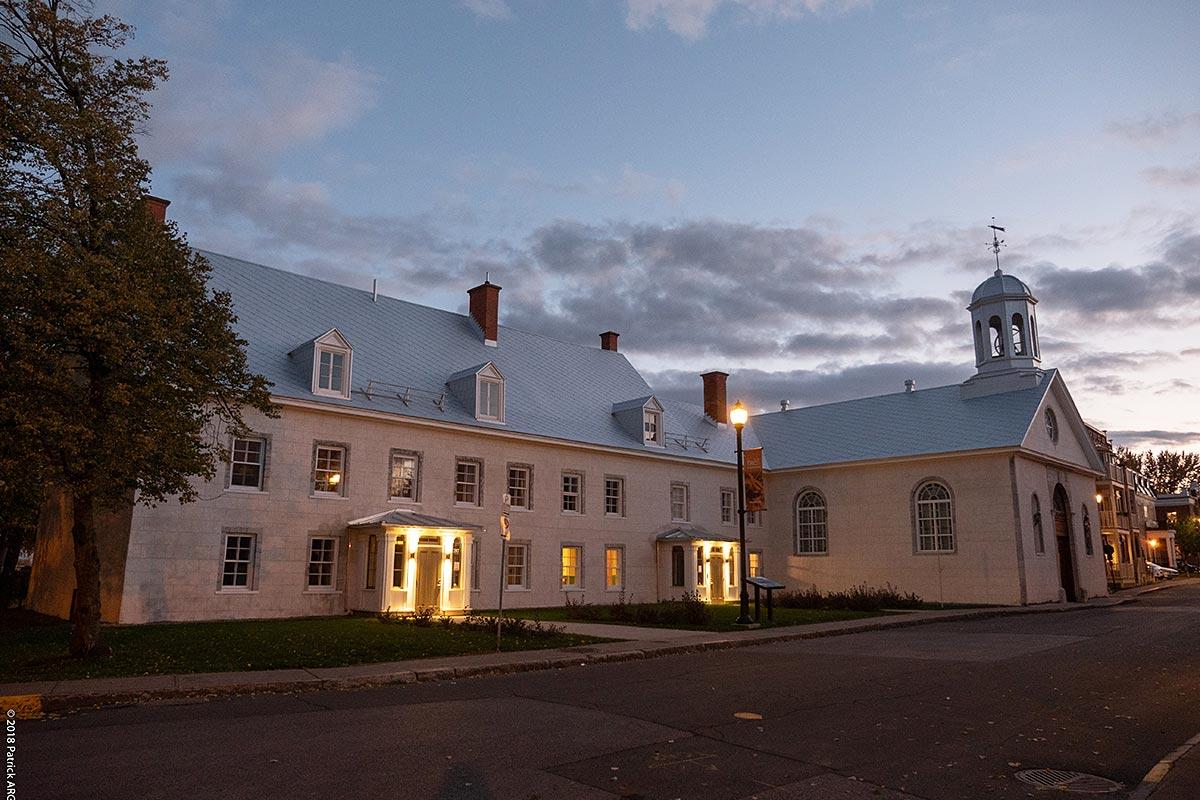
[972,270,1035,304]
[749,373,1056,471]
[656,524,739,542]
[202,250,736,464]
[348,509,483,530]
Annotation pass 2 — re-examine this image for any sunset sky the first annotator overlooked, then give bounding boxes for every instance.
[107,0,1200,450]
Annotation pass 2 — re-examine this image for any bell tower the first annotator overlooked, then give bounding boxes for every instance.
[962,222,1044,398]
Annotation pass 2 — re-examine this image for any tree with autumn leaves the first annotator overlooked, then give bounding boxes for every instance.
[0,0,275,656]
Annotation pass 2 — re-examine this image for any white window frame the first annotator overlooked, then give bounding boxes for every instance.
[306,536,337,591]
[476,374,504,422]
[505,541,530,590]
[388,450,420,502]
[219,532,256,591]
[312,444,347,497]
[392,536,407,589]
[228,436,266,492]
[720,488,735,525]
[749,549,763,578]
[670,482,690,522]
[794,489,828,555]
[470,534,481,591]
[561,471,583,514]
[915,480,955,553]
[455,458,482,507]
[746,509,762,527]
[604,476,625,517]
[604,545,625,592]
[560,544,584,590]
[451,537,464,588]
[1045,408,1059,443]
[507,464,532,511]
[643,408,663,446]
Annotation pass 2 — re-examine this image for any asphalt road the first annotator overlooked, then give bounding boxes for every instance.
[20,584,1200,800]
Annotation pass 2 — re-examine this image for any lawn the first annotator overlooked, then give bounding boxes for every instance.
[490,603,883,632]
[0,612,598,684]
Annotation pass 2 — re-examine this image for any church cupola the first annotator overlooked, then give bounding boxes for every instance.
[961,222,1045,399]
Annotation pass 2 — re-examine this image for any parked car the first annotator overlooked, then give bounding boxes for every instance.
[1146,561,1179,580]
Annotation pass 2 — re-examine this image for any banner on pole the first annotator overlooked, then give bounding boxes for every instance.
[744,447,766,511]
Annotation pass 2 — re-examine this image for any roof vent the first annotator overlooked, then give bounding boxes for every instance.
[904,379,916,393]
[780,400,790,411]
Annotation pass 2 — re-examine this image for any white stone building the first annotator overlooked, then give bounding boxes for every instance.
[28,248,1109,623]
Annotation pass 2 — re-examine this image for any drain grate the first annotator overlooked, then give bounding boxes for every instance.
[1015,769,1123,794]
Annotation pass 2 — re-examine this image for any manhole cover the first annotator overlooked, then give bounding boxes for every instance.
[1014,769,1123,794]
[733,711,763,720]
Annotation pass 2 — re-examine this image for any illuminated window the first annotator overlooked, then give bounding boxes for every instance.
[312,444,346,496]
[794,490,827,554]
[605,546,624,591]
[451,538,463,588]
[392,537,406,589]
[749,550,763,578]
[696,546,704,585]
[915,481,954,552]
[561,545,582,589]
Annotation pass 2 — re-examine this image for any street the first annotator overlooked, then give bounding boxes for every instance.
[22,584,1200,799]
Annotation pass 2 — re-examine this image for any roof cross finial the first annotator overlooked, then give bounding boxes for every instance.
[987,217,1006,276]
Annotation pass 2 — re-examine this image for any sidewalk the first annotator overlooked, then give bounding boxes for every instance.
[2,579,1188,720]
[1130,731,1200,800]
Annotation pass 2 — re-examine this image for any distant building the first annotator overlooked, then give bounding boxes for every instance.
[1087,427,1155,587]
[1155,490,1198,568]
[28,209,1111,622]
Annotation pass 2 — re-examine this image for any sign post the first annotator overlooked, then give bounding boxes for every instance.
[496,493,511,651]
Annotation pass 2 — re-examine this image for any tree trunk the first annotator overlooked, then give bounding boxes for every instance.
[68,491,105,657]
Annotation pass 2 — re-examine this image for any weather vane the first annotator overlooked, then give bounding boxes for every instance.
[987,217,1006,275]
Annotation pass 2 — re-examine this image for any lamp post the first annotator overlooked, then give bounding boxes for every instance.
[729,401,753,626]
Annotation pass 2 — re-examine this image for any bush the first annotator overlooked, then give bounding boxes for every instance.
[461,614,564,638]
[558,591,712,627]
[776,583,921,612]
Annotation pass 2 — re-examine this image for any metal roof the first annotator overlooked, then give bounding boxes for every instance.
[750,372,1057,471]
[971,270,1035,304]
[347,509,484,530]
[655,524,740,542]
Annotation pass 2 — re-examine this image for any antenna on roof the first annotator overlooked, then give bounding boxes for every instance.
[372,278,378,303]
[987,217,1006,276]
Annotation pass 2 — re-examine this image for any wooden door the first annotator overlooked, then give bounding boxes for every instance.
[709,555,724,602]
[415,549,441,610]
[1053,486,1077,602]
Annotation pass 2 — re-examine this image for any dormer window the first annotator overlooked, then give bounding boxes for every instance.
[477,374,503,421]
[297,329,352,399]
[643,408,662,445]
[318,349,346,394]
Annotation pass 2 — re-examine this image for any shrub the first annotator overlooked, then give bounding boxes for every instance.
[461,614,565,638]
[776,583,921,611]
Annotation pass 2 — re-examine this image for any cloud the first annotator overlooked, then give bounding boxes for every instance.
[646,360,970,413]
[614,163,686,204]
[1107,109,1200,146]
[460,0,513,19]
[1143,162,1200,188]
[624,0,864,41]
[1107,430,1200,448]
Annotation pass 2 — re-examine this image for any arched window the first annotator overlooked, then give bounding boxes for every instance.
[450,538,463,588]
[1011,313,1026,355]
[794,490,828,554]
[1032,493,1044,554]
[974,321,984,363]
[1081,506,1094,556]
[1045,408,1059,443]
[915,481,954,552]
[988,316,1005,357]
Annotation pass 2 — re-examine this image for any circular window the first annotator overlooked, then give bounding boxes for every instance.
[1045,408,1059,443]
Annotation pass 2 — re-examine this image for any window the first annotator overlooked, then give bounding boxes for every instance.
[1011,313,1027,355]
[671,546,685,587]
[915,481,955,552]
[506,542,528,589]
[313,445,346,496]
[720,489,735,525]
[477,375,503,421]
[695,546,704,585]
[643,409,662,445]
[988,315,1005,357]
[220,533,255,589]
[794,490,827,554]
[561,545,582,589]
[471,535,481,591]
[507,465,531,510]
[392,537,406,589]
[561,472,583,514]
[605,546,624,591]
[455,459,481,506]
[388,450,419,502]
[317,348,347,395]
[604,476,625,517]
[365,534,378,589]
[1082,506,1094,556]
[1167,511,1179,525]
[746,510,762,527]
[1045,408,1059,443]
[228,437,265,490]
[749,550,763,578]
[451,538,463,588]
[1032,494,1045,554]
[670,483,689,522]
[307,537,336,590]
[727,550,737,587]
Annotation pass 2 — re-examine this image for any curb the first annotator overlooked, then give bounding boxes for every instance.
[2,580,1187,720]
[1128,731,1200,800]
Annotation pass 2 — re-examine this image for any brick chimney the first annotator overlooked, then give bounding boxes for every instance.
[144,195,170,224]
[467,280,501,345]
[600,331,620,352]
[701,371,729,424]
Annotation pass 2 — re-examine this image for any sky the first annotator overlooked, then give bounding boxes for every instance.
[103,0,1200,450]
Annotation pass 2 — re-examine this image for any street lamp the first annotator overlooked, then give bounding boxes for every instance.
[729,401,753,626]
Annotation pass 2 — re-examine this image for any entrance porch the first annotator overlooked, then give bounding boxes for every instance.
[345,509,482,615]
[655,524,743,603]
